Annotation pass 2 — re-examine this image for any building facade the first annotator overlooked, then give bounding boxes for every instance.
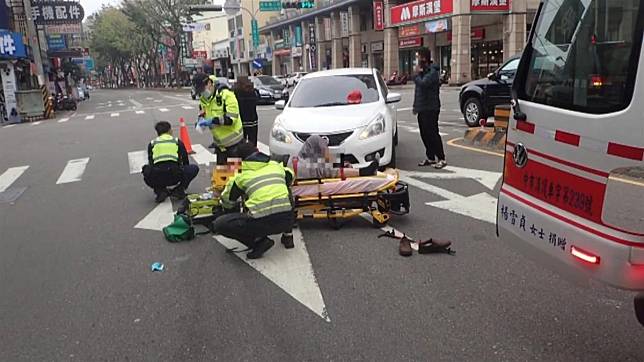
[260,0,538,84]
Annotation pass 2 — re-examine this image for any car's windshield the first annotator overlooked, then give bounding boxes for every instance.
[289,74,380,108]
[257,76,281,85]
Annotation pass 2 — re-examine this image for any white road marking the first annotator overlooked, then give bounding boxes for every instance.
[146,97,153,100]
[56,158,90,184]
[400,125,447,136]
[174,94,184,97]
[397,107,412,112]
[85,115,95,120]
[110,113,119,117]
[403,166,501,191]
[128,150,148,174]
[129,99,143,108]
[2,124,15,128]
[135,110,145,114]
[426,192,497,224]
[190,144,217,165]
[31,121,42,126]
[0,166,29,193]
[214,228,330,322]
[57,117,70,123]
[154,99,162,103]
[134,199,173,230]
[181,106,194,110]
[159,108,169,112]
[116,99,123,102]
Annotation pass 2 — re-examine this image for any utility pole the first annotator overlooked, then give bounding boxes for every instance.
[22,0,46,86]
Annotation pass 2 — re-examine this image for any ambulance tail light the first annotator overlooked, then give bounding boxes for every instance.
[590,75,603,88]
[571,245,601,265]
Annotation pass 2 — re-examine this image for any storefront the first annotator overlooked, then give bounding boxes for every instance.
[370,41,384,73]
[398,37,424,75]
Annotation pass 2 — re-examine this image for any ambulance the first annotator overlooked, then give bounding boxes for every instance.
[498,0,644,324]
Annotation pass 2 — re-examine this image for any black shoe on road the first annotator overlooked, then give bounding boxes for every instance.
[154,189,169,203]
[247,237,275,259]
[281,233,294,249]
[208,142,216,149]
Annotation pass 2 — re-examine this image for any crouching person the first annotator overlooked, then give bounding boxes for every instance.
[212,142,295,259]
[143,121,200,202]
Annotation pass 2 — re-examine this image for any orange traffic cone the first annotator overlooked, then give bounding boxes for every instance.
[178,117,195,154]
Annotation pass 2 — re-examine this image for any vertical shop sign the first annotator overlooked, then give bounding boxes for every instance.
[323,18,332,40]
[308,22,317,70]
[340,12,349,37]
[373,2,384,31]
[295,25,303,46]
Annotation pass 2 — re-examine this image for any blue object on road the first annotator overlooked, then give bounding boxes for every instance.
[151,262,164,272]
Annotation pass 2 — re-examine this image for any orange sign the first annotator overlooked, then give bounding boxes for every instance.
[399,24,420,37]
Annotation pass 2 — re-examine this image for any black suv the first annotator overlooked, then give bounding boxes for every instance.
[458,55,520,127]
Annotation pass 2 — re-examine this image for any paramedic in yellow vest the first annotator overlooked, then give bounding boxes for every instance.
[142,121,200,203]
[194,73,244,165]
[211,142,295,259]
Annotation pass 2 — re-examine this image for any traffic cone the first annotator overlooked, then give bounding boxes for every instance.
[178,117,195,154]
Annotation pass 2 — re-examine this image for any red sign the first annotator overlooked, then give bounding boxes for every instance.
[373,1,384,31]
[193,50,207,59]
[390,0,453,26]
[399,37,423,48]
[399,24,421,37]
[446,27,485,42]
[471,0,510,12]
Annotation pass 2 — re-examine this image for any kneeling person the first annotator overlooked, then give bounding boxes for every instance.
[212,142,294,259]
[143,121,200,202]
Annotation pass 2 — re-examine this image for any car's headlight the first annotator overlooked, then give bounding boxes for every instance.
[259,89,271,96]
[359,114,386,140]
[271,119,292,144]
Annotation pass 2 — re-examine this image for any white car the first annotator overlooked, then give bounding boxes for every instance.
[269,68,401,168]
[287,72,308,87]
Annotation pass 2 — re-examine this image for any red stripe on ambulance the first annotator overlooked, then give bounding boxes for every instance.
[554,130,581,147]
[607,142,644,161]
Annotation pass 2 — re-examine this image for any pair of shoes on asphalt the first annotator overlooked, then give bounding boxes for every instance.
[399,237,452,257]
[246,233,295,259]
[154,187,186,203]
[418,159,447,169]
[208,142,216,149]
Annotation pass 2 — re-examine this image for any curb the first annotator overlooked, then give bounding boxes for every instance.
[463,128,506,150]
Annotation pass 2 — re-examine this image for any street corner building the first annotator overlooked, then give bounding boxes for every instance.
[258,0,538,85]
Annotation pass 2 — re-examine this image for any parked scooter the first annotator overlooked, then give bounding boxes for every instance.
[386,71,408,86]
[54,93,77,111]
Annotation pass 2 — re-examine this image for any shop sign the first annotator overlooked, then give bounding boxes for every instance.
[390,0,453,26]
[373,1,384,31]
[0,30,27,58]
[424,18,448,33]
[399,37,423,48]
[213,48,229,59]
[46,34,66,50]
[274,48,291,56]
[446,27,486,41]
[292,46,302,57]
[399,24,420,37]
[340,12,349,37]
[193,50,208,59]
[45,23,81,34]
[370,41,384,52]
[323,18,332,40]
[273,40,287,50]
[182,23,208,32]
[1,63,18,121]
[471,0,509,12]
[295,25,303,46]
[31,1,84,25]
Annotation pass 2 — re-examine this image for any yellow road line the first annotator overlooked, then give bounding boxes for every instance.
[609,175,644,187]
[446,137,504,157]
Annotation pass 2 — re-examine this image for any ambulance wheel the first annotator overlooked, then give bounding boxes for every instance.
[634,293,644,327]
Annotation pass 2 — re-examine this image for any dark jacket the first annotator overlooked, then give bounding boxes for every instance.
[234,88,259,127]
[413,63,441,113]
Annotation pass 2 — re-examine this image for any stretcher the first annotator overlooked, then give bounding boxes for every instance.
[182,161,410,228]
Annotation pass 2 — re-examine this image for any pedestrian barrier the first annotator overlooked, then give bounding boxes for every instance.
[462,105,509,150]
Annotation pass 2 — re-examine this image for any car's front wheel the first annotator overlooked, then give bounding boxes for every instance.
[463,97,484,127]
[387,135,397,169]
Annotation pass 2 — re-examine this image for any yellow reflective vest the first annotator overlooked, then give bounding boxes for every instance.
[199,77,243,150]
[151,134,179,164]
[221,158,294,218]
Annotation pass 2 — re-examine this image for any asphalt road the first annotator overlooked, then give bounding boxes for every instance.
[1,87,643,361]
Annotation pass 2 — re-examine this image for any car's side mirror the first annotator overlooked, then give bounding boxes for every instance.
[386,92,401,103]
[487,72,497,81]
[275,100,286,110]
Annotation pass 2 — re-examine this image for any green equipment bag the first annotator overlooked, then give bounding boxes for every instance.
[163,213,210,242]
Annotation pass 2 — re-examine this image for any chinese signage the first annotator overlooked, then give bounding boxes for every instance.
[399,37,423,48]
[294,25,302,46]
[251,19,260,48]
[46,34,66,50]
[292,46,302,57]
[323,18,332,40]
[31,1,85,25]
[390,0,453,26]
[373,1,384,31]
[399,24,420,37]
[45,23,81,34]
[182,23,209,32]
[471,0,509,12]
[371,41,384,52]
[340,12,349,37]
[308,22,317,70]
[499,203,568,252]
[259,1,282,11]
[193,50,208,59]
[0,31,27,59]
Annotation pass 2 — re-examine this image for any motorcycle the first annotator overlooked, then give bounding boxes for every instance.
[439,70,450,85]
[54,94,77,111]
[386,71,408,86]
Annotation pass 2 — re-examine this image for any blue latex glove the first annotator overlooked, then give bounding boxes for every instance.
[197,117,213,128]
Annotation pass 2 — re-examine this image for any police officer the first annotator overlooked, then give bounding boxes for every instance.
[143,121,200,203]
[212,142,295,259]
[193,73,244,165]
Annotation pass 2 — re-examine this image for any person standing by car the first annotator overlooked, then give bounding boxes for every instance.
[413,49,447,169]
[234,76,259,147]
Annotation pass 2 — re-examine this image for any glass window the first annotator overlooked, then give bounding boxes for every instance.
[498,58,520,80]
[520,0,643,114]
[289,74,380,108]
[376,70,388,99]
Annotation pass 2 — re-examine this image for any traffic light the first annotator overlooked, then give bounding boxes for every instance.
[281,1,315,9]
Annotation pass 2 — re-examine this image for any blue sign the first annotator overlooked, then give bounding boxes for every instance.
[84,58,94,71]
[252,59,263,69]
[47,34,66,50]
[0,31,27,59]
[294,26,302,46]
